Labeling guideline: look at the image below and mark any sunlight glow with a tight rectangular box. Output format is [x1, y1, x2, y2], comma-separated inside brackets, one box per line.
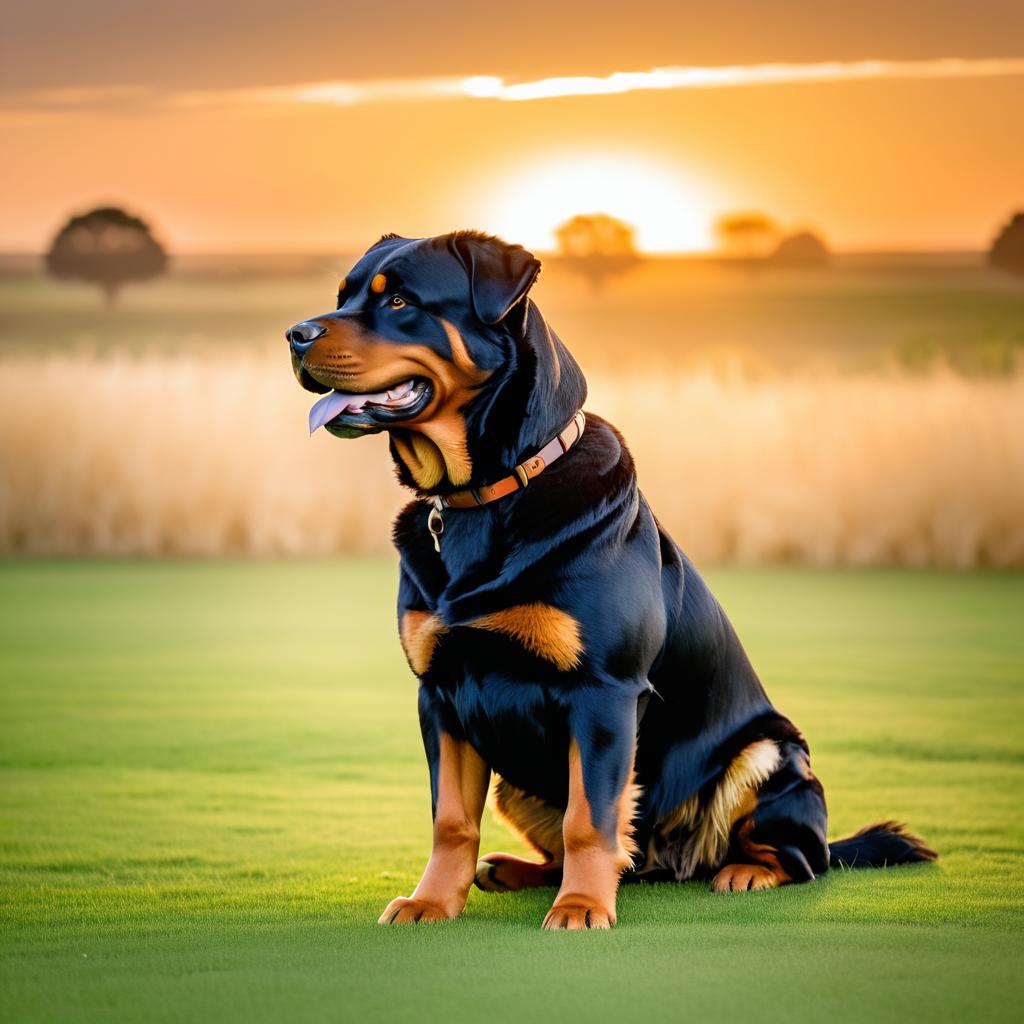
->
[482, 153, 718, 254]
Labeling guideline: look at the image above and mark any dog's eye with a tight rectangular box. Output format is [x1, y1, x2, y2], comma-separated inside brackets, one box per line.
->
[388, 295, 406, 309]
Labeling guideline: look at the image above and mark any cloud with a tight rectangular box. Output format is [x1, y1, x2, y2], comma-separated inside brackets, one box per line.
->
[477, 58, 1024, 101]
[5, 57, 1024, 116]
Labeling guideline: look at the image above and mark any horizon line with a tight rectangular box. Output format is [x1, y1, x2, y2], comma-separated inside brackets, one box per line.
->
[0, 245, 992, 259]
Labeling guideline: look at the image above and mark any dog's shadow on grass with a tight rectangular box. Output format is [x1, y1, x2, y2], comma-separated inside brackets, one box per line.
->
[459, 878, 810, 930]
[458, 863, 939, 930]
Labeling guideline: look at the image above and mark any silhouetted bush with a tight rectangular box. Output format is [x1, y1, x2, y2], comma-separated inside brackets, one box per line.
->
[771, 230, 830, 267]
[715, 212, 780, 259]
[555, 213, 641, 290]
[46, 206, 168, 306]
[989, 212, 1024, 277]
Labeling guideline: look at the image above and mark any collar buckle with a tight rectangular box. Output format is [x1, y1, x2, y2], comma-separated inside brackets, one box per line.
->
[427, 496, 445, 553]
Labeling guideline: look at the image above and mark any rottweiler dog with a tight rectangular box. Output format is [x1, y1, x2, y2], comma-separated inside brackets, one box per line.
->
[286, 231, 935, 930]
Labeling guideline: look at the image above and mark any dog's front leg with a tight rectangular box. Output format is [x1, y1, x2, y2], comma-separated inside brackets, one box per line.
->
[542, 699, 638, 931]
[378, 732, 489, 925]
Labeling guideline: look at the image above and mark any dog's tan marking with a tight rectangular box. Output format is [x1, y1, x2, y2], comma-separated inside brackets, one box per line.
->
[492, 777, 565, 861]
[474, 853, 562, 892]
[710, 815, 793, 893]
[541, 741, 633, 930]
[655, 738, 781, 878]
[379, 734, 489, 924]
[481, 766, 639, 897]
[399, 610, 447, 676]
[616, 770, 642, 867]
[476, 779, 565, 891]
[438, 318, 479, 377]
[402, 318, 482, 486]
[391, 426, 470, 489]
[337, 276, 347, 293]
[417, 419, 473, 487]
[370, 272, 387, 293]
[469, 604, 583, 672]
[390, 432, 444, 489]
[390, 432, 448, 490]
[712, 861, 784, 893]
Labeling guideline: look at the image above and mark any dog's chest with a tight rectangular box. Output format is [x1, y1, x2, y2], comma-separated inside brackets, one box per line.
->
[400, 513, 581, 794]
[426, 659, 572, 803]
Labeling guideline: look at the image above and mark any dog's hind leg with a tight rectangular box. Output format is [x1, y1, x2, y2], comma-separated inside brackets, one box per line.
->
[475, 779, 564, 892]
[475, 854, 562, 892]
[711, 738, 830, 893]
[711, 820, 793, 892]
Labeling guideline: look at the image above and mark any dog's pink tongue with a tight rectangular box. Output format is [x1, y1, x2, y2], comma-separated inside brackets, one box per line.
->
[309, 389, 386, 434]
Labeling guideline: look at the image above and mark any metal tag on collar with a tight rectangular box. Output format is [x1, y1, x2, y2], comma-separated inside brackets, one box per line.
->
[427, 497, 445, 553]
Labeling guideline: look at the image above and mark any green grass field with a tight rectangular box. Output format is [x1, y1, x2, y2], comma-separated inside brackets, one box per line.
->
[1, 561, 1022, 1023]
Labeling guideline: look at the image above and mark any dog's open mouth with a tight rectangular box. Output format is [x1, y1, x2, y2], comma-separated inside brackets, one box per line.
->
[308, 377, 433, 434]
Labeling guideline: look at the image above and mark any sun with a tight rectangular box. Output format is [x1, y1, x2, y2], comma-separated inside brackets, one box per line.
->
[481, 151, 717, 254]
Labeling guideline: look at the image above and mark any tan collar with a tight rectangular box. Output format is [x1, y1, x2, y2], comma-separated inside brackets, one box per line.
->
[426, 410, 586, 551]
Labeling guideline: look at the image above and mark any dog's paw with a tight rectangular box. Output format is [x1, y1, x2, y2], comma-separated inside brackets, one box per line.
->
[541, 900, 615, 931]
[377, 896, 458, 925]
[711, 863, 781, 893]
[475, 854, 561, 893]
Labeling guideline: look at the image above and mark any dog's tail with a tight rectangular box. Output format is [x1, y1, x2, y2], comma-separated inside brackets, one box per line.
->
[828, 820, 937, 869]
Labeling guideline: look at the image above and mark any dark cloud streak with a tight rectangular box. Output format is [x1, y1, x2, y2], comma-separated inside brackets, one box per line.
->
[3, 0, 1024, 91]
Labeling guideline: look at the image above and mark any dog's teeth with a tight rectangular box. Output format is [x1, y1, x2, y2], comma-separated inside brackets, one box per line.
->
[385, 381, 418, 405]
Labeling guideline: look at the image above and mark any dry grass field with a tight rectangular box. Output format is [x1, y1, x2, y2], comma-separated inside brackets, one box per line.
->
[1, 353, 1023, 565]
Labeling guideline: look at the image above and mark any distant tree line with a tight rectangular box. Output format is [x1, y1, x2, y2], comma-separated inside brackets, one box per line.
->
[40, 201, 1024, 310]
[551, 211, 834, 285]
[715, 213, 830, 266]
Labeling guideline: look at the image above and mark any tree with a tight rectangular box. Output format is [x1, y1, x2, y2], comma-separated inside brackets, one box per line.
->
[989, 212, 1024, 277]
[715, 212, 780, 260]
[771, 230, 830, 267]
[46, 206, 168, 306]
[554, 213, 641, 290]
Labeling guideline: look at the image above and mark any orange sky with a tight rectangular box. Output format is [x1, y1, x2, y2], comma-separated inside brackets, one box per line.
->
[2, 2, 1023, 253]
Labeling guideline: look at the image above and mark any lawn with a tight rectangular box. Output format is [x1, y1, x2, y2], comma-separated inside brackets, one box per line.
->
[1, 560, 1022, 1023]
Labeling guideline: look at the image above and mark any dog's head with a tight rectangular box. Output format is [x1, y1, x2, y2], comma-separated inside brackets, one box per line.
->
[286, 231, 586, 493]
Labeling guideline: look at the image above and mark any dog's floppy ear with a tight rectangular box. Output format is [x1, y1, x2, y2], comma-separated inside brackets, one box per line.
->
[451, 232, 541, 325]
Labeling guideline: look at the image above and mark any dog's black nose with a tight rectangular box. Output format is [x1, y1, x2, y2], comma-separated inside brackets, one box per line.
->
[286, 321, 327, 355]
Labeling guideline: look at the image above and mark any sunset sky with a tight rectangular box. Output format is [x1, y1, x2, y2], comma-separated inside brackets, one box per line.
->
[2, 1, 1023, 254]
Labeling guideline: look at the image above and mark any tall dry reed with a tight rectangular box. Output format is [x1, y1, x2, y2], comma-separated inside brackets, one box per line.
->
[1, 353, 1021, 565]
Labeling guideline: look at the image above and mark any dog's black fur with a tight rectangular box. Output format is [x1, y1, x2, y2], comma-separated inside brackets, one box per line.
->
[286, 231, 935, 926]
